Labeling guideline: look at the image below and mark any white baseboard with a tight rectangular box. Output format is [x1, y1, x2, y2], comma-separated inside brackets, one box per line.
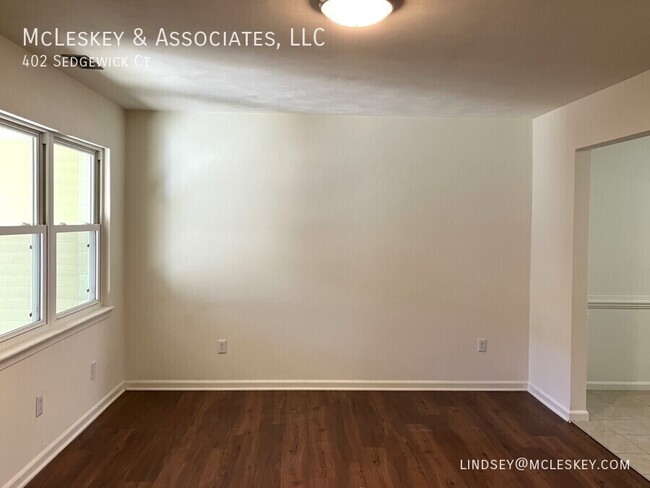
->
[3, 382, 125, 488]
[528, 383, 570, 420]
[125, 379, 528, 391]
[588, 381, 650, 391]
[527, 383, 589, 422]
[569, 410, 590, 422]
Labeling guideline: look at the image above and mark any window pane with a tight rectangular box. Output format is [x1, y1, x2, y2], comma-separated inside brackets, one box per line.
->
[0, 125, 36, 225]
[0, 234, 41, 335]
[54, 144, 93, 225]
[56, 231, 97, 314]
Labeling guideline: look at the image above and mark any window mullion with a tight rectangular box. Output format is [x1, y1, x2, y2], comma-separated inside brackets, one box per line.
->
[44, 132, 56, 327]
[35, 134, 46, 326]
[31, 233, 42, 323]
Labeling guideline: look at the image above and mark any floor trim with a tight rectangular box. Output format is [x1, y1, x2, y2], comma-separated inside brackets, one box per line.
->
[588, 381, 650, 391]
[527, 382, 588, 422]
[3, 382, 125, 488]
[569, 409, 590, 422]
[125, 379, 528, 391]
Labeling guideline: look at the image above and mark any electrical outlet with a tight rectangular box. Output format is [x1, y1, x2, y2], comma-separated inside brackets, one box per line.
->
[217, 339, 228, 354]
[90, 361, 97, 380]
[35, 394, 43, 418]
[478, 338, 487, 353]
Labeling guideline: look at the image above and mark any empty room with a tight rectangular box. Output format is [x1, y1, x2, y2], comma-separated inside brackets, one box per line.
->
[0, 1, 649, 487]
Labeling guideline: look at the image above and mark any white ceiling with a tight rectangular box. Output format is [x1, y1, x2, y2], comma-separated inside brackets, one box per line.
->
[0, 0, 649, 117]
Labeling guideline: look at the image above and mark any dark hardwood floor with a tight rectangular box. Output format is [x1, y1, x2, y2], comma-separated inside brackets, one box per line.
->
[28, 391, 649, 487]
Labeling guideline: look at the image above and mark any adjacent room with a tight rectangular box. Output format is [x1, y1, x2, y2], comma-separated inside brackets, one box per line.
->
[575, 135, 650, 470]
[0, 1, 649, 487]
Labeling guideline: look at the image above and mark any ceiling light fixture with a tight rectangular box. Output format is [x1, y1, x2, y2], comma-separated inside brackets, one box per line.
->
[319, 0, 395, 28]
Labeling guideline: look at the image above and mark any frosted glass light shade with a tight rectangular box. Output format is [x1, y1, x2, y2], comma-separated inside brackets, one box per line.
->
[320, 0, 394, 27]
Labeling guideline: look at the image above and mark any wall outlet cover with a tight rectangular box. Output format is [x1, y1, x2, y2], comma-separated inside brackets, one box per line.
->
[35, 394, 43, 418]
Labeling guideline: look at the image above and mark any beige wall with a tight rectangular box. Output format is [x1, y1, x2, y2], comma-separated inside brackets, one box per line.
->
[0, 35, 125, 487]
[587, 136, 650, 387]
[529, 70, 650, 420]
[125, 111, 532, 386]
[588, 309, 650, 386]
[588, 136, 650, 300]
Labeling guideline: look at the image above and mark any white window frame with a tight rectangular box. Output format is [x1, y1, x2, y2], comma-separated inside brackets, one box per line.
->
[0, 119, 46, 341]
[50, 136, 102, 320]
[0, 114, 103, 343]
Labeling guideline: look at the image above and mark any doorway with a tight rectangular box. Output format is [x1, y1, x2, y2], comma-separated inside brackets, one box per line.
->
[574, 134, 650, 478]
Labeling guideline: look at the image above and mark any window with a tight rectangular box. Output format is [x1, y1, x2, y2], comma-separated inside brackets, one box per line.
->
[0, 116, 102, 341]
[0, 123, 42, 338]
[53, 142, 99, 315]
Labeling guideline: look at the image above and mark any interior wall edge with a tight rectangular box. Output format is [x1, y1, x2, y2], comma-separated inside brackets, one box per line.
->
[528, 69, 650, 417]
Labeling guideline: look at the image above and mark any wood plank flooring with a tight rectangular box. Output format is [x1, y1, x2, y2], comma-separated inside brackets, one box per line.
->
[27, 391, 650, 487]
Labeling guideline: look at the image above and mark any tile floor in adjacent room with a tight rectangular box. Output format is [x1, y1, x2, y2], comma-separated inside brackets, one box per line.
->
[575, 390, 650, 481]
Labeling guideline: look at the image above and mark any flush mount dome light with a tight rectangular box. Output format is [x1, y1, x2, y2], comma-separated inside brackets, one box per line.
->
[319, 0, 395, 27]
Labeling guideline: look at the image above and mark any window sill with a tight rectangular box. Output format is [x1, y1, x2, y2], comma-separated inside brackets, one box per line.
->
[0, 305, 114, 371]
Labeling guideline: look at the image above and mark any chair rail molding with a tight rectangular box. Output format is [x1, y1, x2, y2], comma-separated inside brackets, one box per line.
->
[588, 295, 650, 310]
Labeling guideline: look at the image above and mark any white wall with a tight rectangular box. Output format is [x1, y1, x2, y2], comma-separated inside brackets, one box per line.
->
[0, 35, 125, 487]
[588, 309, 650, 387]
[529, 70, 650, 420]
[587, 136, 650, 387]
[588, 136, 650, 300]
[125, 111, 532, 387]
